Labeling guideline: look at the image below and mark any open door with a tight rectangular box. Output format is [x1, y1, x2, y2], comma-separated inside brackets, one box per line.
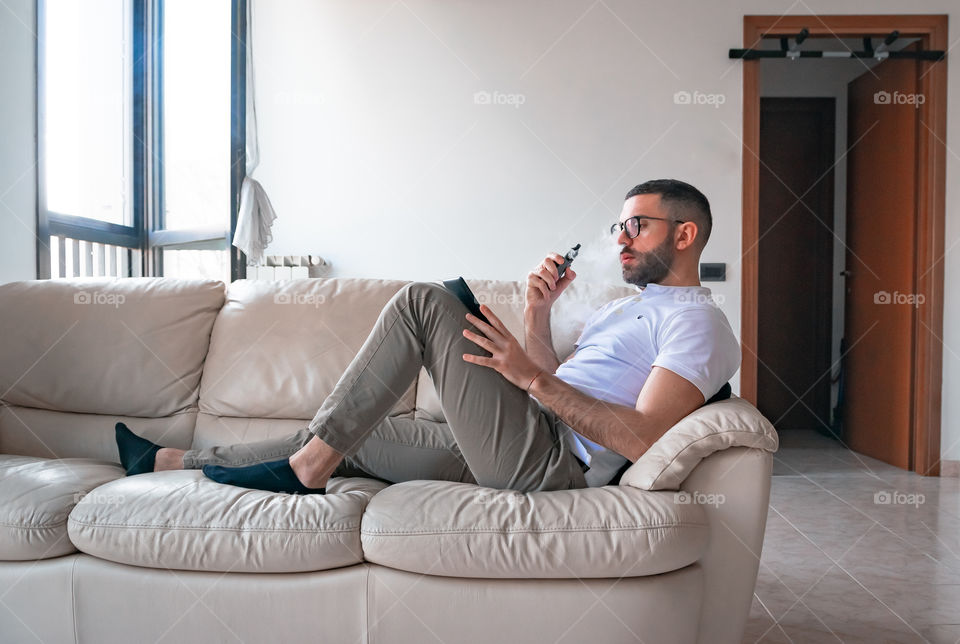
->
[842, 54, 919, 469]
[740, 15, 947, 475]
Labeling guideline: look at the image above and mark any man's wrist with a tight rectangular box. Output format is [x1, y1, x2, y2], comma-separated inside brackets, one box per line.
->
[524, 370, 545, 392]
[524, 305, 551, 324]
[527, 371, 554, 397]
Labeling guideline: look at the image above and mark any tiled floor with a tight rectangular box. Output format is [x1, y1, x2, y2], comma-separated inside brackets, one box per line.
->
[742, 430, 960, 643]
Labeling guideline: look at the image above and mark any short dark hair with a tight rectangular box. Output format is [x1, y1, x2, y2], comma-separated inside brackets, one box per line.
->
[625, 179, 712, 249]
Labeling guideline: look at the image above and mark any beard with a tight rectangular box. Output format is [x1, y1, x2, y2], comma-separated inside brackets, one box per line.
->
[621, 233, 676, 287]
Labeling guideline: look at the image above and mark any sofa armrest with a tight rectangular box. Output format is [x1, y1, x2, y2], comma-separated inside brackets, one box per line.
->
[681, 446, 773, 644]
[618, 395, 778, 491]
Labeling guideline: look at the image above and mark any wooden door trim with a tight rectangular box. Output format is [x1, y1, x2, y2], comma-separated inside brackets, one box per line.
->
[739, 14, 947, 475]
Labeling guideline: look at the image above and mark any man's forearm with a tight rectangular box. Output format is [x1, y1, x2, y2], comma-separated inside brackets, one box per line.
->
[523, 309, 561, 373]
[528, 373, 656, 463]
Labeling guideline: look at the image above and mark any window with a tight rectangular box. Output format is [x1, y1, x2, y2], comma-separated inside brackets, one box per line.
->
[154, 0, 233, 282]
[37, 0, 246, 282]
[44, 0, 133, 227]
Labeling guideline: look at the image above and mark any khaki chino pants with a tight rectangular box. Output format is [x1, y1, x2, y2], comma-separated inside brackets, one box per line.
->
[181, 282, 588, 492]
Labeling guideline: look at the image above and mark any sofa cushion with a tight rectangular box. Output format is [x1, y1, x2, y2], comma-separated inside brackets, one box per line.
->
[0, 455, 124, 560]
[67, 470, 389, 573]
[196, 278, 415, 423]
[360, 480, 708, 578]
[0, 278, 224, 417]
[619, 396, 779, 491]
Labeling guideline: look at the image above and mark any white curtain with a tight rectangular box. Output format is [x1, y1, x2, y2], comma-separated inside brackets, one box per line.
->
[232, 0, 277, 266]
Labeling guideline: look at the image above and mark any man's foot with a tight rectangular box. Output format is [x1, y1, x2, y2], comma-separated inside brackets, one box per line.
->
[202, 459, 327, 495]
[115, 422, 163, 476]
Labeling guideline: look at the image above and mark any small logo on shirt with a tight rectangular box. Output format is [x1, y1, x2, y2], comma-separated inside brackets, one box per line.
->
[636, 314, 644, 320]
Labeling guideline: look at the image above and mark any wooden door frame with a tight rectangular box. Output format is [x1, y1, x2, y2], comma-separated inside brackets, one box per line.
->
[739, 15, 947, 475]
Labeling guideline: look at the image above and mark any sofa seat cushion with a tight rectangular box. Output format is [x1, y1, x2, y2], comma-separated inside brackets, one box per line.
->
[0, 455, 124, 561]
[67, 470, 389, 573]
[360, 480, 709, 579]
[619, 396, 779, 491]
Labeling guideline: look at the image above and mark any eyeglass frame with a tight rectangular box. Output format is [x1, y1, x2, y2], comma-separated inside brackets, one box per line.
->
[609, 214, 687, 239]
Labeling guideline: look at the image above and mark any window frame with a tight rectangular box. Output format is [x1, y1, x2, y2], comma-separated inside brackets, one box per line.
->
[35, 0, 247, 281]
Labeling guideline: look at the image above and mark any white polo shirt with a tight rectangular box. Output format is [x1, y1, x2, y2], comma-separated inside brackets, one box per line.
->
[550, 283, 741, 486]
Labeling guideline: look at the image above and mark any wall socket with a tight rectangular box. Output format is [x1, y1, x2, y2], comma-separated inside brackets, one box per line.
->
[699, 263, 726, 282]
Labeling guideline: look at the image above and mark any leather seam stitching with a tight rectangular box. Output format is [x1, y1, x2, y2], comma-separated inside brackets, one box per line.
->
[360, 523, 709, 535]
[67, 520, 359, 533]
[70, 555, 79, 644]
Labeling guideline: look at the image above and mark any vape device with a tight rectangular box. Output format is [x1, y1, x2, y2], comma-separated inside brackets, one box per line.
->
[556, 243, 580, 279]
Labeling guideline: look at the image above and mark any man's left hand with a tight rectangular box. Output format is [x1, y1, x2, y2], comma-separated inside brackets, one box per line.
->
[462, 305, 542, 391]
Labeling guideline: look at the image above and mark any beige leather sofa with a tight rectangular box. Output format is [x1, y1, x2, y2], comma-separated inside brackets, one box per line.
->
[0, 277, 777, 644]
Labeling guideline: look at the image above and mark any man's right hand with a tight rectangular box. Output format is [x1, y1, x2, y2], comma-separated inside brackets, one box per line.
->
[525, 252, 577, 313]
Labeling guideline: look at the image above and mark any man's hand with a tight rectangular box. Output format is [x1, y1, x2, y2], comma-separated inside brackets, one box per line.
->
[525, 253, 577, 314]
[462, 305, 542, 390]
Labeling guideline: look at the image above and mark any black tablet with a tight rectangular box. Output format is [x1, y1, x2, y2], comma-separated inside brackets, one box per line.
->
[441, 277, 489, 325]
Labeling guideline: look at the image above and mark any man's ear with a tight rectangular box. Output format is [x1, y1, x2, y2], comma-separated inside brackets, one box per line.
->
[675, 221, 699, 251]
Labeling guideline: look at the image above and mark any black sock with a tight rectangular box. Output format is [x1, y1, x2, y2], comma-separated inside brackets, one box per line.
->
[115, 422, 162, 476]
[202, 459, 327, 495]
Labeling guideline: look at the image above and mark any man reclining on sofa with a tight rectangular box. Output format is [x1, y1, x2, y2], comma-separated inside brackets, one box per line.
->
[115, 178, 741, 495]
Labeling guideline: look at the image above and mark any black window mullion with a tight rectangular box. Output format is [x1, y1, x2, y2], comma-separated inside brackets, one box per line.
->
[132, 0, 148, 274]
[230, 0, 247, 282]
[35, 0, 49, 279]
[145, 0, 165, 277]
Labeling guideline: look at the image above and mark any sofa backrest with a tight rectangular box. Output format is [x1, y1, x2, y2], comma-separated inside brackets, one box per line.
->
[192, 278, 417, 450]
[0, 278, 225, 460]
[0, 276, 638, 460]
[193, 278, 636, 448]
[192, 277, 637, 447]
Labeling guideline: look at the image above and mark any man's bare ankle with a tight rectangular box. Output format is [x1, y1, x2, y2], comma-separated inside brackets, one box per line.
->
[289, 438, 342, 488]
[155, 448, 185, 472]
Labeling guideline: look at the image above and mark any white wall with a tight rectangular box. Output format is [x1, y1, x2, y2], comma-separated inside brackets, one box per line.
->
[0, 0, 36, 284]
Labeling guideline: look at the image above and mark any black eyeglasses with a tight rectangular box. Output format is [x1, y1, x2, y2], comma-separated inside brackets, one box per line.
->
[609, 215, 686, 239]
